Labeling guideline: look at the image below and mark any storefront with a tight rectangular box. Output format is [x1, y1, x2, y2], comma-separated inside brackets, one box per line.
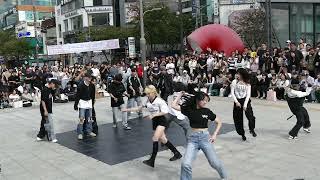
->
[260, 0, 320, 47]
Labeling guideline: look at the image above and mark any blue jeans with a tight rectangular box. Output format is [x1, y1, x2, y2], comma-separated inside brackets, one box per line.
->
[77, 108, 92, 135]
[127, 96, 143, 118]
[181, 131, 227, 180]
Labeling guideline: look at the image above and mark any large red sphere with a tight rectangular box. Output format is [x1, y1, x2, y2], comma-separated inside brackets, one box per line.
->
[187, 24, 244, 57]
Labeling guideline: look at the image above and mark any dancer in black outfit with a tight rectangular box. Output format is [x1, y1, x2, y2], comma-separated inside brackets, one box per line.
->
[123, 85, 182, 168]
[286, 79, 312, 140]
[231, 68, 257, 141]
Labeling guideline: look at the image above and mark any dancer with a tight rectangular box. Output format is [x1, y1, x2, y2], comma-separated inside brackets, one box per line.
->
[74, 73, 97, 140]
[122, 85, 182, 168]
[167, 82, 191, 140]
[83, 76, 98, 134]
[171, 91, 227, 180]
[109, 74, 131, 130]
[36, 79, 60, 142]
[126, 69, 143, 119]
[286, 79, 312, 140]
[231, 68, 257, 141]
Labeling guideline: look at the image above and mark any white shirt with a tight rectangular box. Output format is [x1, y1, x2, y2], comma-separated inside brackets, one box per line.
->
[91, 68, 100, 77]
[207, 57, 214, 70]
[166, 63, 175, 75]
[287, 87, 312, 98]
[78, 99, 93, 109]
[167, 92, 186, 120]
[231, 79, 251, 107]
[145, 97, 169, 114]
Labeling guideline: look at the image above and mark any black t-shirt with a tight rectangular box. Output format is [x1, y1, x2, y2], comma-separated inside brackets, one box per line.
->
[40, 86, 53, 115]
[109, 81, 126, 107]
[181, 107, 216, 128]
[127, 76, 142, 97]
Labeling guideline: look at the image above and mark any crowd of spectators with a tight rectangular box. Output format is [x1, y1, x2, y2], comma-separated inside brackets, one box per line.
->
[1, 38, 320, 109]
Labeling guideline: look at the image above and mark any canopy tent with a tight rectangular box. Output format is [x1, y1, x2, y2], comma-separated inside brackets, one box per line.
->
[47, 39, 120, 55]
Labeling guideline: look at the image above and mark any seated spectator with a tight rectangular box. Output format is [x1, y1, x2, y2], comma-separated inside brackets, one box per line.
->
[0, 91, 9, 109]
[173, 72, 182, 83]
[275, 73, 289, 100]
[21, 89, 34, 102]
[269, 74, 278, 90]
[256, 73, 270, 99]
[205, 73, 215, 95]
[9, 89, 21, 102]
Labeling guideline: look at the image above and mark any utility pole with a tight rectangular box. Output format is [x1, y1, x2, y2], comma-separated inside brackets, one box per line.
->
[139, 0, 147, 87]
[266, 0, 272, 49]
[179, 0, 183, 55]
[32, 0, 39, 66]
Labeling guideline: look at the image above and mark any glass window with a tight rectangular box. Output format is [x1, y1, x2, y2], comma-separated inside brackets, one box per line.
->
[71, 15, 83, 30]
[91, 13, 110, 26]
[290, 3, 314, 45]
[315, 5, 320, 44]
[271, 3, 289, 48]
[64, 19, 68, 32]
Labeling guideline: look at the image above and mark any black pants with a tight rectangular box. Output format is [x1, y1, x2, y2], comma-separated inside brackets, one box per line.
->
[275, 88, 285, 100]
[37, 115, 47, 139]
[233, 98, 256, 136]
[289, 107, 311, 137]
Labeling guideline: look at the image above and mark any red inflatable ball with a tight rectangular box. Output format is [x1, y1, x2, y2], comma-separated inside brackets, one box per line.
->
[187, 24, 244, 57]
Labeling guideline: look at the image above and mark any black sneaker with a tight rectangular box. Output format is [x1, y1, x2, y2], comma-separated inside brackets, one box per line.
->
[169, 153, 182, 161]
[143, 159, 155, 168]
[242, 135, 247, 141]
[250, 130, 257, 137]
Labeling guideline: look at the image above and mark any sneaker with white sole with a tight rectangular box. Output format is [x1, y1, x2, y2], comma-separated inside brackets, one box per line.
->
[303, 128, 311, 133]
[36, 137, 44, 141]
[51, 139, 58, 143]
[288, 135, 298, 140]
[123, 126, 132, 130]
[78, 134, 83, 140]
[89, 132, 97, 137]
[112, 124, 117, 128]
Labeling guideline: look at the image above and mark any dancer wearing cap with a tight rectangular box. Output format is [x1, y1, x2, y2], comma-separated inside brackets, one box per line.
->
[36, 79, 60, 143]
[286, 79, 312, 140]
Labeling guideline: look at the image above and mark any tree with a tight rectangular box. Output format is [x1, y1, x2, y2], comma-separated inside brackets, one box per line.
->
[231, 8, 268, 50]
[0, 31, 32, 66]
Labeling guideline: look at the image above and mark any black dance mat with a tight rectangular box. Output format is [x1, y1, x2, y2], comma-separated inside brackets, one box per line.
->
[57, 118, 235, 165]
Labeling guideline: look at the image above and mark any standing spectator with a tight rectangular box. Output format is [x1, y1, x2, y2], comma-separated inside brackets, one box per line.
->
[314, 50, 320, 76]
[306, 48, 316, 77]
[288, 42, 304, 71]
[188, 57, 197, 75]
[158, 66, 173, 102]
[228, 57, 236, 78]
[166, 59, 175, 76]
[257, 43, 267, 70]
[206, 54, 214, 73]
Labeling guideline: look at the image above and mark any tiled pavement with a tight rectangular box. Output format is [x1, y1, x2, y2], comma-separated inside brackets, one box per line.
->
[0, 97, 320, 180]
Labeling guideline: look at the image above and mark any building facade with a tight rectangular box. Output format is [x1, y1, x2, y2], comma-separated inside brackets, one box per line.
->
[55, 0, 114, 44]
[264, 0, 320, 47]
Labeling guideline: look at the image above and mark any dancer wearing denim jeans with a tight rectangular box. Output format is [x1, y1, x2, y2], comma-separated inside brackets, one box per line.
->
[109, 74, 131, 130]
[172, 91, 227, 180]
[126, 69, 143, 119]
[74, 73, 96, 140]
[37, 79, 60, 143]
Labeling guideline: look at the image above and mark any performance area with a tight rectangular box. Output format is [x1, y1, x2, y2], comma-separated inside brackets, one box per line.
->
[0, 97, 319, 180]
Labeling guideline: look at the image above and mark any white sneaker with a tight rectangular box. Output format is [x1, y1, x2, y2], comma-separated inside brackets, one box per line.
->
[89, 132, 97, 137]
[123, 126, 132, 130]
[78, 134, 83, 140]
[51, 139, 58, 143]
[36, 137, 43, 141]
[303, 128, 311, 133]
[288, 135, 298, 140]
[112, 124, 117, 128]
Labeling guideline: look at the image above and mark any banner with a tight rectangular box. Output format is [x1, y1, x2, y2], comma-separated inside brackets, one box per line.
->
[47, 39, 120, 55]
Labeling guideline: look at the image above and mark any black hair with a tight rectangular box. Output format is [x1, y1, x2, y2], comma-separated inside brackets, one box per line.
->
[173, 82, 187, 92]
[49, 79, 61, 86]
[113, 74, 123, 82]
[181, 91, 210, 111]
[237, 68, 250, 84]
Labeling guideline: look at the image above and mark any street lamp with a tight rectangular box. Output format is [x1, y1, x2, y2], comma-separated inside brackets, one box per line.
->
[139, 0, 162, 87]
[193, 4, 210, 28]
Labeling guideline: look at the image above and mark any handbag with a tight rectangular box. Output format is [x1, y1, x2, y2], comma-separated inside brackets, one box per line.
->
[267, 90, 277, 102]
